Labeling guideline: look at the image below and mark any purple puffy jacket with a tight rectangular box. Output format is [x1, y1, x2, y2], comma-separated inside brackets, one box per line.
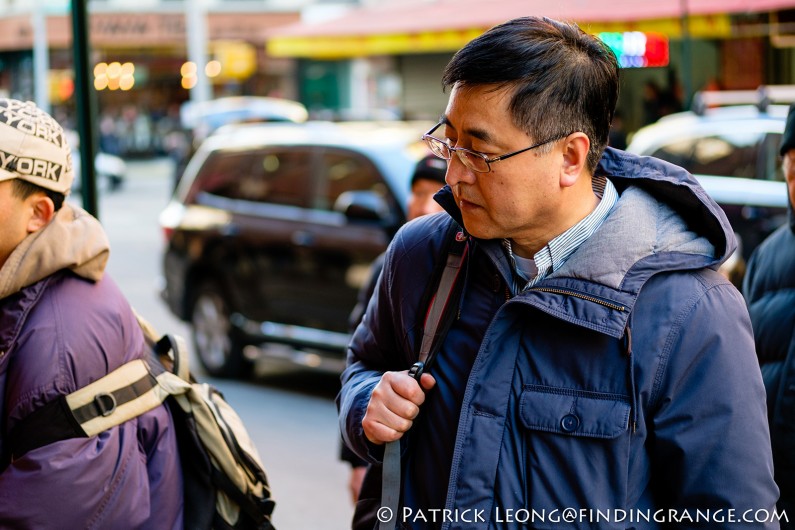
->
[0, 270, 183, 529]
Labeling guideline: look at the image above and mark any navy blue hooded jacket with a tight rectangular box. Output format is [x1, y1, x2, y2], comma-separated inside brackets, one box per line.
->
[743, 199, 795, 528]
[339, 148, 779, 529]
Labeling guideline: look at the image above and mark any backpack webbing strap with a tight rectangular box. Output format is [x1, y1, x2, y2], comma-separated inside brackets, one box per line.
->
[379, 221, 469, 530]
[412, 236, 469, 378]
[8, 359, 162, 460]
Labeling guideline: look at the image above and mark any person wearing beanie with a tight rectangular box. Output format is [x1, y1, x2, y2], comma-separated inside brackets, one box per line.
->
[407, 153, 448, 220]
[341, 151, 447, 504]
[0, 100, 183, 528]
[742, 103, 795, 529]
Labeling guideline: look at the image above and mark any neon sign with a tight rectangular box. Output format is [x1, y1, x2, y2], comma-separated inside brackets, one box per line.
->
[599, 32, 669, 68]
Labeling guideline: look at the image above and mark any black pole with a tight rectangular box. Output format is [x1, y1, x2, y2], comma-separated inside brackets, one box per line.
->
[71, 0, 98, 218]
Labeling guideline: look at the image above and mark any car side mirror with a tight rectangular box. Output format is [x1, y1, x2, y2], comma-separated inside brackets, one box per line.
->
[334, 190, 394, 223]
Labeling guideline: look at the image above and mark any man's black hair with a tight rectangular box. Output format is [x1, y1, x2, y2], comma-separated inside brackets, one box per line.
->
[11, 179, 66, 211]
[442, 17, 620, 172]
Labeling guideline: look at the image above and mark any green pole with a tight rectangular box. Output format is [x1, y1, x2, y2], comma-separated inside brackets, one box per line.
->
[680, 0, 693, 109]
[71, 0, 98, 218]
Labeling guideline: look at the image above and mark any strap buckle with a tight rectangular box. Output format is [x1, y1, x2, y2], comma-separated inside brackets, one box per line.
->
[93, 392, 117, 417]
[408, 361, 425, 382]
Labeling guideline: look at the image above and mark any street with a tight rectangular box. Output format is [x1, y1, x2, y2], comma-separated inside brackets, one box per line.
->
[70, 158, 355, 530]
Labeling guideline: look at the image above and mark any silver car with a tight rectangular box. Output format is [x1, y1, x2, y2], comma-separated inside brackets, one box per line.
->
[626, 101, 789, 274]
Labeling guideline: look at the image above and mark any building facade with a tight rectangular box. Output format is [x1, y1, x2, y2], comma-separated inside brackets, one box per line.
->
[267, 0, 795, 132]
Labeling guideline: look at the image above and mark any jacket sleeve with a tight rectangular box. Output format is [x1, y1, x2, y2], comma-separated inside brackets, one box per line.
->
[337, 237, 405, 462]
[649, 279, 780, 525]
[338, 213, 454, 464]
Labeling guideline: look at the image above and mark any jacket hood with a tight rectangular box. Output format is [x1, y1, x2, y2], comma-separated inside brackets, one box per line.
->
[0, 203, 109, 299]
[434, 147, 735, 332]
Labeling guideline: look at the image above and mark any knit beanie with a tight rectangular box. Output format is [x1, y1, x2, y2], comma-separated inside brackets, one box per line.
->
[411, 154, 447, 186]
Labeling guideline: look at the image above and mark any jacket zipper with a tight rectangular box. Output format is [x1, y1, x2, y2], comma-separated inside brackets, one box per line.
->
[530, 287, 626, 312]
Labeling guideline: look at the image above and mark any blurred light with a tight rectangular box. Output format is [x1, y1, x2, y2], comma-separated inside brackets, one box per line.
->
[182, 76, 197, 89]
[107, 61, 122, 79]
[598, 31, 668, 69]
[94, 60, 138, 91]
[181, 61, 197, 77]
[58, 77, 74, 100]
[49, 70, 75, 102]
[205, 60, 222, 78]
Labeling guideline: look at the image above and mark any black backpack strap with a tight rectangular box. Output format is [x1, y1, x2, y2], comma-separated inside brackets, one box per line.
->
[7, 359, 160, 461]
[380, 219, 469, 530]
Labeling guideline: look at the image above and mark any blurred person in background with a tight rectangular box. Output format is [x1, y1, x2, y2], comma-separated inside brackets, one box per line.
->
[0, 99, 182, 528]
[341, 153, 447, 503]
[742, 103, 795, 529]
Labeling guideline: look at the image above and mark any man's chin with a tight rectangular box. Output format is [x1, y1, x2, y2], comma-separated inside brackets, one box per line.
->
[460, 218, 498, 241]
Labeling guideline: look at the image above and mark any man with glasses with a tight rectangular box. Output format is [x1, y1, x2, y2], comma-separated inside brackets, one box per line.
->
[339, 17, 778, 530]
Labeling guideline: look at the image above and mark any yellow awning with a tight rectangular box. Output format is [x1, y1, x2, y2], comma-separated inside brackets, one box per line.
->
[268, 15, 732, 59]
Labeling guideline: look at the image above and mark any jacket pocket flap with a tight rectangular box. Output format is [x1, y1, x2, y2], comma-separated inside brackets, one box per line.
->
[520, 385, 630, 439]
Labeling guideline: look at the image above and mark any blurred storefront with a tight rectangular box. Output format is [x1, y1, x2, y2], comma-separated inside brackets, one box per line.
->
[267, 0, 795, 132]
[0, 7, 299, 156]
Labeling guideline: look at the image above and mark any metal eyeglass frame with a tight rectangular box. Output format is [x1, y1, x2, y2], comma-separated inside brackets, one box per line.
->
[421, 122, 570, 173]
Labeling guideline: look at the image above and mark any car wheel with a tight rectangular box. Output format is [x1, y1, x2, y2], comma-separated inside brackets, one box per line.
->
[190, 282, 250, 379]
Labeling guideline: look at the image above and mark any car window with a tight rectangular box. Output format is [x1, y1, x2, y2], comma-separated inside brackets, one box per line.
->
[650, 131, 767, 180]
[314, 149, 398, 212]
[191, 148, 313, 207]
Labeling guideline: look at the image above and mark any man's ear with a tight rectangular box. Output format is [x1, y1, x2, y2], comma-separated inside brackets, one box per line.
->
[26, 194, 56, 233]
[559, 132, 590, 188]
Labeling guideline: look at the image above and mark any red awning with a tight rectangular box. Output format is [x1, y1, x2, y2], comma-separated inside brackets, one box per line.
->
[269, 0, 795, 38]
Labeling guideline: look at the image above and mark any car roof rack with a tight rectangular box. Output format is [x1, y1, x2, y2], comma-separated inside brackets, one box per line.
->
[691, 85, 795, 116]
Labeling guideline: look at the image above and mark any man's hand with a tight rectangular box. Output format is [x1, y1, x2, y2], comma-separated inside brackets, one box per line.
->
[362, 370, 436, 444]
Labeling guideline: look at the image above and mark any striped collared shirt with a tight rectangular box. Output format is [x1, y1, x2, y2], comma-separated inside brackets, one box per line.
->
[504, 176, 617, 292]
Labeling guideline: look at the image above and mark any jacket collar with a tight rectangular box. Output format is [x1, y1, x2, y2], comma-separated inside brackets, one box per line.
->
[0, 277, 50, 355]
[0, 204, 109, 300]
[433, 147, 733, 337]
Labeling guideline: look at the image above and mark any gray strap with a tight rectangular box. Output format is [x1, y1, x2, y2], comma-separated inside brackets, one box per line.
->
[419, 251, 466, 363]
[380, 440, 402, 530]
[379, 240, 467, 529]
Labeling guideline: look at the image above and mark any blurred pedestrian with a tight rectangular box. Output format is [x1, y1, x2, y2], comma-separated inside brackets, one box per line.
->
[641, 79, 663, 125]
[608, 109, 627, 150]
[342, 152, 447, 503]
[339, 16, 778, 530]
[0, 99, 183, 528]
[742, 103, 795, 529]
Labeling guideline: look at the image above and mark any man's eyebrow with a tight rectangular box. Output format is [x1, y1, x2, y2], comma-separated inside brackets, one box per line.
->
[440, 115, 496, 144]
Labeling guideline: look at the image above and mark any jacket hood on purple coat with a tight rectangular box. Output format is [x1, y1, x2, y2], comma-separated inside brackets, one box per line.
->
[0, 203, 109, 300]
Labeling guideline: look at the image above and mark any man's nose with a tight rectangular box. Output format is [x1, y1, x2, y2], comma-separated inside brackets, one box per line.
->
[444, 153, 475, 187]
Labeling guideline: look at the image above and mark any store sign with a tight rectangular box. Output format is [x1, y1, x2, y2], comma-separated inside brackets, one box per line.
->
[599, 32, 669, 68]
[212, 41, 256, 81]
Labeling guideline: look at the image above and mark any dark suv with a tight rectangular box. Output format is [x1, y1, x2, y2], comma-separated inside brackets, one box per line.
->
[159, 120, 432, 378]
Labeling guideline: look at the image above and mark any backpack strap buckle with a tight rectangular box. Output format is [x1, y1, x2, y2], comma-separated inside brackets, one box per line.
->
[408, 361, 425, 382]
[93, 392, 117, 417]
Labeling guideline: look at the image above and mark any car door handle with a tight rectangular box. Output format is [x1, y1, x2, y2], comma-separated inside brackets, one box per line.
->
[292, 230, 314, 246]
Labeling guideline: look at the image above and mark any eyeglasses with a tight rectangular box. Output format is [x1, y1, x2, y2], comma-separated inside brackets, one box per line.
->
[422, 122, 569, 173]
